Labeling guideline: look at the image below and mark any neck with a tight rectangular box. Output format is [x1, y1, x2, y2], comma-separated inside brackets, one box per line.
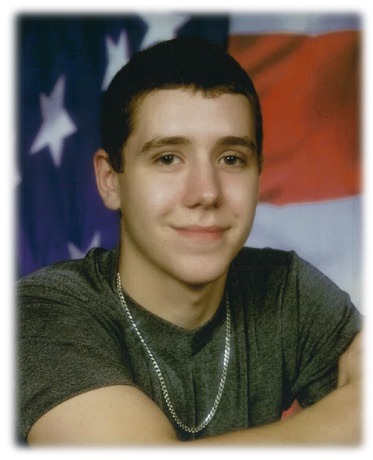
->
[118, 248, 228, 331]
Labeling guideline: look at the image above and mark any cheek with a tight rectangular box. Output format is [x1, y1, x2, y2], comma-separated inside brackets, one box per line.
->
[224, 175, 259, 213]
[123, 176, 179, 219]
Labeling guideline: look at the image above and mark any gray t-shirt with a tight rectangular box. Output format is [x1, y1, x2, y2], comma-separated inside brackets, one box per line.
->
[17, 247, 361, 443]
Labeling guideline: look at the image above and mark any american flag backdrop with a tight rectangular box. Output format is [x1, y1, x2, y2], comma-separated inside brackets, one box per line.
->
[16, 13, 362, 310]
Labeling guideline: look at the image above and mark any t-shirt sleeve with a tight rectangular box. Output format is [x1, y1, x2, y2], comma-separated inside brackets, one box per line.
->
[17, 268, 135, 444]
[282, 252, 362, 408]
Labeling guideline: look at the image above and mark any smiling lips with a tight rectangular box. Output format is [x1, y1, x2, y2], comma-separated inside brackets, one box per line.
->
[174, 225, 228, 242]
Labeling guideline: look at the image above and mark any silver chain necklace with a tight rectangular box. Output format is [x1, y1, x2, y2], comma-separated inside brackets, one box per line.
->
[116, 273, 231, 434]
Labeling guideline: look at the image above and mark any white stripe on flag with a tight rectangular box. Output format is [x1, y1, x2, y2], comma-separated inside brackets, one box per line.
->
[246, 196, 362, 311]
[229, 13, 361, 35]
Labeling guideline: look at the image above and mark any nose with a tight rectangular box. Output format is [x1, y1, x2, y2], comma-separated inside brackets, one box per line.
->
[182, 158, 222, 209]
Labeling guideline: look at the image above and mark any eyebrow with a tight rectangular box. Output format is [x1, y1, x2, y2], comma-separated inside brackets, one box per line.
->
[216, 136, 257, 153]
[139, 135, 257, 154]
[140, 136, 191, 154]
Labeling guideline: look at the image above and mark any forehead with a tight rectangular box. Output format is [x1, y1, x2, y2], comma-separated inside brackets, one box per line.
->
[130, 88, 256, 141]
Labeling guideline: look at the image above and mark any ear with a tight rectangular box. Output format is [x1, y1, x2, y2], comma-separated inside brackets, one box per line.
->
[93, 149, 121, 210]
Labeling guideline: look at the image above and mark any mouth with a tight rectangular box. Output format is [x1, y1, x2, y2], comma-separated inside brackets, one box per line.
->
[173, 225, 228, 242]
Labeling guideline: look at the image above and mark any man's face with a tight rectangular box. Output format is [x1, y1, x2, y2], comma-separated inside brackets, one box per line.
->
[116, 88, 259, 286]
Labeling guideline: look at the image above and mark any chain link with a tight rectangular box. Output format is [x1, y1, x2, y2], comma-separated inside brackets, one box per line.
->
[116, 273, 231, 434]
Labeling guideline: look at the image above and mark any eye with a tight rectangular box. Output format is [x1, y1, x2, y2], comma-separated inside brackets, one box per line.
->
[220, 154, 245, 166]
[156, 154, 181, 166]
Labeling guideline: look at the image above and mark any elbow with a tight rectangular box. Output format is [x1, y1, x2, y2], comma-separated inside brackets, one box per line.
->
[343, 380, 363, 444]
[323, 379, 363, 444]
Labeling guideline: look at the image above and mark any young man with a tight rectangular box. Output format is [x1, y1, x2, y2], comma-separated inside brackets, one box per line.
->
[18, 37, 362, 445]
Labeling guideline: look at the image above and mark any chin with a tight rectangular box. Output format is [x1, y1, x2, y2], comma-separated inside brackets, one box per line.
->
[171, 255, 233, 287]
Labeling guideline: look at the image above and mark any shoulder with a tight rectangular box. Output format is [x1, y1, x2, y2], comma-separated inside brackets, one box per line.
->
[229, 247, 298, 290]
[17, 247, 119, 319]
[227, 247, 300, 322]
[231, 246, 337, 289]
[229, 246, 360, 319]
[17, 247, 117, 297]
[232, 246, 295, 269]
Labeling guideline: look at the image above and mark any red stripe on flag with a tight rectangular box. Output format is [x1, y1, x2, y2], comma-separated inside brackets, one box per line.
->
[228, 32, 361, 205]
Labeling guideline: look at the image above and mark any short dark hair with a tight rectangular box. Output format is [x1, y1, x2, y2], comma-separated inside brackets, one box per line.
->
[101, 36, 263, 172]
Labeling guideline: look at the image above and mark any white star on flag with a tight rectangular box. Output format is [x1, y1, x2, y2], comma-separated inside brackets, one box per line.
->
[102, 30, 130, 91]
[140, 14, 189, 49]
[30, 75, 77, 167]
[67, 231, 101, 260]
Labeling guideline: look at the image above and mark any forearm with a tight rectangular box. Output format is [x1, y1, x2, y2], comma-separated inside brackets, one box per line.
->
[28, 334, 362, 446]
[28, 381, 361, 446]
[190, 332, 363, 446]
[190, 381, 361, 446]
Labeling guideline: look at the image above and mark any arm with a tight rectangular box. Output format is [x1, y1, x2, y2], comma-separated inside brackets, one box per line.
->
[195, 331, 362, 445]
[28, 332, 362, 446]
[28, 385, 179, 445]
